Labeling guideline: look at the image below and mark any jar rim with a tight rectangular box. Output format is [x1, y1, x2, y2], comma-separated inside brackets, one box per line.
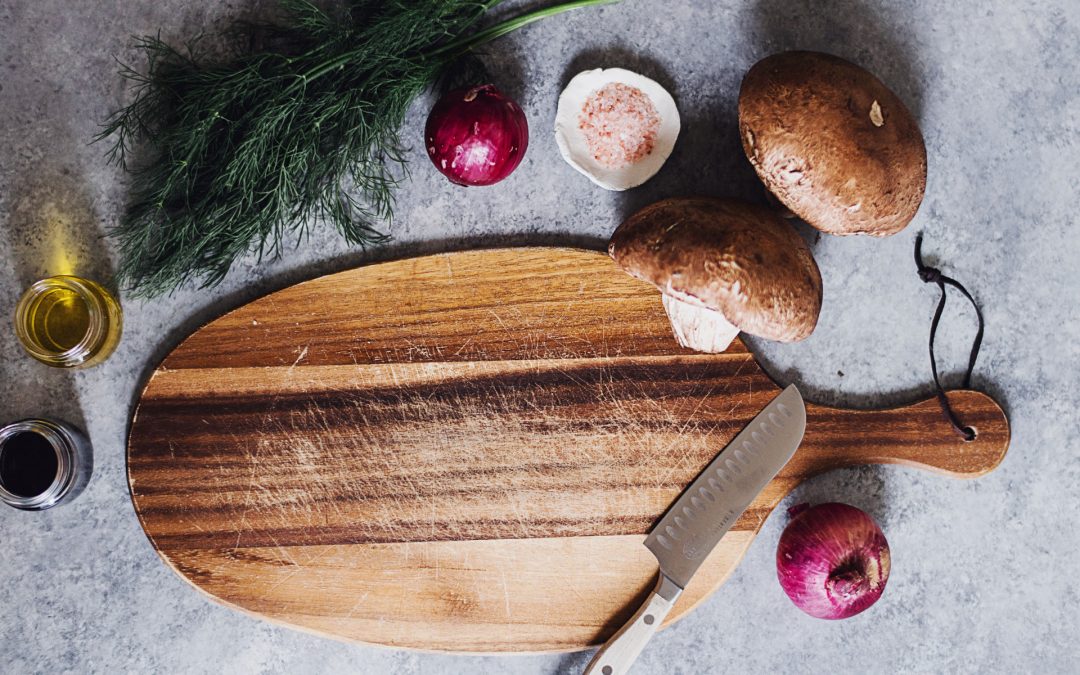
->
[14, 276, 112, 367]
[0, 419, 77, 510]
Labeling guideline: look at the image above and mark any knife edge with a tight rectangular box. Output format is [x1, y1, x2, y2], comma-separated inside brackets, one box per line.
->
[643, 384, 806, 589]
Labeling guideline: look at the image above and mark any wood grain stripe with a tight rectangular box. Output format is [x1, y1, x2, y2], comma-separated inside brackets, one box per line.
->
[162, 532, 757, 653]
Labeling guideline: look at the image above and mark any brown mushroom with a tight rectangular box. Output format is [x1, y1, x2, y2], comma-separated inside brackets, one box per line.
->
[739, 51, 927, 237]
[610, 197, 823, 353]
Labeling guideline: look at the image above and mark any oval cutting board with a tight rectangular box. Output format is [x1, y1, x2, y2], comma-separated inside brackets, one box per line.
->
[127, 248, 1009, 653]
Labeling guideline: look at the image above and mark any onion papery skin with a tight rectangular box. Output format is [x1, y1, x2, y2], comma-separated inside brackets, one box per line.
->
[425, 84, 529, 187]
[776, 503, 891, 620]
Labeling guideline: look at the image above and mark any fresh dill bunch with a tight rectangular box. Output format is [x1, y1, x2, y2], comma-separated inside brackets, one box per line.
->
[97, 0, 619, 297]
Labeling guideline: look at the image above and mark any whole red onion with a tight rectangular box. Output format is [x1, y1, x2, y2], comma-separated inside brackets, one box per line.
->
[424, 84, 529, 186]
[776, 503, 891, 619]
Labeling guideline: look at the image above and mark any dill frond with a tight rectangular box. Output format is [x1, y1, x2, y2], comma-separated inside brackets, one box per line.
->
[97, 0, 619, 296]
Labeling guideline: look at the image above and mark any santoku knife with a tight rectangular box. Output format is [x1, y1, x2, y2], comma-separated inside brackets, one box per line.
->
[584, 384, 806, 675]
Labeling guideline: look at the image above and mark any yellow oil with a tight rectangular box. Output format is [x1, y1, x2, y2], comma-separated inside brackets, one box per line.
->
[26, 287, 91, 352]
[15, 276, 122, 368]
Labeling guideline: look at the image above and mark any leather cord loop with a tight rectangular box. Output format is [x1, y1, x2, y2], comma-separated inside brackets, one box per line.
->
[914, 234, 985, 441]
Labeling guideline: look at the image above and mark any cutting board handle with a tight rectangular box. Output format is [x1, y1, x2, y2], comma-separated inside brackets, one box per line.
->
[799, 389, 1010, 479]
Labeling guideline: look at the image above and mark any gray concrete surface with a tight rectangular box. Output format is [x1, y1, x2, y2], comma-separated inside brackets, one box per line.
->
[2, 0, 1078, 672]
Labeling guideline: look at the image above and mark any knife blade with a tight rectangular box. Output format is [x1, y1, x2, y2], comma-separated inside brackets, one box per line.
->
[584, 384, 806, 675]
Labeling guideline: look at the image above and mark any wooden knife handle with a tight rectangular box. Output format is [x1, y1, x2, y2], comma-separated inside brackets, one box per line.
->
[584, 574, 682, 675]
[795, 390, 1010, 479]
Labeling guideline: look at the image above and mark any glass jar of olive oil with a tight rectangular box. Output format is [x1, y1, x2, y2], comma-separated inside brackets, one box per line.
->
[14, 275, 122, 368]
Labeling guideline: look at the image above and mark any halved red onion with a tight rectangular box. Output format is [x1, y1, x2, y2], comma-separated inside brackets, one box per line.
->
[776, 502, 891, 619]
[424, 84, 529, 187]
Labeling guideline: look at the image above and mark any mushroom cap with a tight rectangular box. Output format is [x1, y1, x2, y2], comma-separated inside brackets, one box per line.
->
[609, 197, 823, 342]
[738, 51, 927, 237]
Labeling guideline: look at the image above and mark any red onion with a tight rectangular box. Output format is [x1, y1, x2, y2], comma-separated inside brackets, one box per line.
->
[776, 503, 890, 619]
[424, 84, 529, 186]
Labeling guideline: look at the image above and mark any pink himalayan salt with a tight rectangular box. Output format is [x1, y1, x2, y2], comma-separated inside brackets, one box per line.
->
[578, 82, 661, 169]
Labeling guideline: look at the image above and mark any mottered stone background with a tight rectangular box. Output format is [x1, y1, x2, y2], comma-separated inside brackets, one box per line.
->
[1, 0, 1077, 672]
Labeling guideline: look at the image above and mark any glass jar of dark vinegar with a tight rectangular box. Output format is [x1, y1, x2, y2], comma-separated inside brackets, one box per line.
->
[0, 419, 92, 510]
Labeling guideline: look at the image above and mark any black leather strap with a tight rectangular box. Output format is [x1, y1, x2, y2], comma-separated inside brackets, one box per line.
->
[914, 234, 985, 441]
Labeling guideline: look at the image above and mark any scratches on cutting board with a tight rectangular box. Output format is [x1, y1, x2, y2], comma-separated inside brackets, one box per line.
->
[343, 591, 372, 620]
[233, 433, 267, 550]
[125, 250, 797, 650]
[289, 345, 310, 371]
[499, 569, 512, 619]
[130, 251, 772, 552]
[135, 354, 764, 551]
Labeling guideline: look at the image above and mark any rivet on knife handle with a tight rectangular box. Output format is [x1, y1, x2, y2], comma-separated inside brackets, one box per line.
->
[584, 385, 806, 674]
[583, 575, 681, 675]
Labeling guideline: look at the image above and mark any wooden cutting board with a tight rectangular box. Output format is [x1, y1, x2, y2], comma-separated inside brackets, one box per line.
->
[127, 248, 1009, 653]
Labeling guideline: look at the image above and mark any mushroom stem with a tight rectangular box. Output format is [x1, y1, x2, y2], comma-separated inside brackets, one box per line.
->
[661, 295, 740, 353]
